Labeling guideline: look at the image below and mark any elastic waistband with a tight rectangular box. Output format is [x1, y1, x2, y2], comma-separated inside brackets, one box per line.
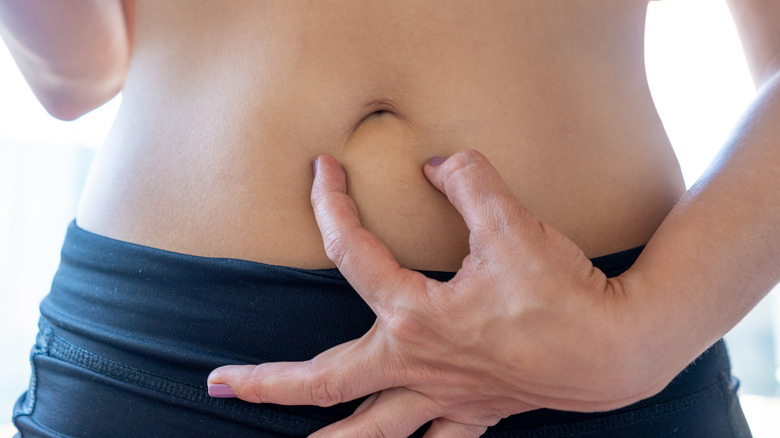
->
[39, 222, 730, 429]
[42, 222, 645, 384]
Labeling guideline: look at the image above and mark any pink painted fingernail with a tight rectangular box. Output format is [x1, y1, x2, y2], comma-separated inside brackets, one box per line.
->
[428, 156, 446, 167]
[208, 384, 237, 398]
[312, 159, 319, 178]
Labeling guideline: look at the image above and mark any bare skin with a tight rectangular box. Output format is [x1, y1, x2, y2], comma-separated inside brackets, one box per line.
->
[204, 1, 780, 435]
[4, 0, 779, 437]
[69, 0, 683, 271]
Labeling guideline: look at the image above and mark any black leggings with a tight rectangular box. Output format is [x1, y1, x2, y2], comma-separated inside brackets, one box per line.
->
[13, 222, 752, 437]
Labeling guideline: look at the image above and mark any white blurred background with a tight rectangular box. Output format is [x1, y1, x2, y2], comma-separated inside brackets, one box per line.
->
[1, 0, 778, 436]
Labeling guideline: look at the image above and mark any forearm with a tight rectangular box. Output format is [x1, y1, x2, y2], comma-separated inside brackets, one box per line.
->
[0, 0, 132, 120]
[622, 71, 780, 381]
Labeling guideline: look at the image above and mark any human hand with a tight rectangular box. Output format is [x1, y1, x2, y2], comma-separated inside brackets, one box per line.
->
[208, 150, 671, 437]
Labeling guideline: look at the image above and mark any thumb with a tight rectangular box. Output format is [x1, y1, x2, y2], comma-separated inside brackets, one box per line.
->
[423, 150, 539, 249]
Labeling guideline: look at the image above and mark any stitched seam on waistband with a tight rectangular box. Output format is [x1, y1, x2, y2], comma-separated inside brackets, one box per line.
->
[48, 336, 196, 390]
[45, 334, 329, 432]
[12, 328, 54, 422]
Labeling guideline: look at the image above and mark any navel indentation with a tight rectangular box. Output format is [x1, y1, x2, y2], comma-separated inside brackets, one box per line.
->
[360, 99, 399, 122]
[343, 99, 405, 148]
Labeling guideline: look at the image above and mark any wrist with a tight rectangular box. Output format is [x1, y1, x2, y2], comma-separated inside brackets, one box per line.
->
[606, 270, 695, 401]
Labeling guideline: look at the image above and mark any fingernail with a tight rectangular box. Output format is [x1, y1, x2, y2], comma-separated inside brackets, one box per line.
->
[312, 159, 319, 178]
[208, 384, 237, 398]
[427, 156, 446, 167]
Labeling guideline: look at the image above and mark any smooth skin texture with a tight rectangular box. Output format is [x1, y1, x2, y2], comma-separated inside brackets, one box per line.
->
[1, 0, 778, 436]
[209, 1, 780, 437]
[6, 0, 686, 271]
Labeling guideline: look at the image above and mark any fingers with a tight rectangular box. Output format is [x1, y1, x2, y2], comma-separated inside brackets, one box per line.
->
[208, 326, 398, 406]
[310, 389, 493, 438]
[310, 388, 440, 438]
[424, 418, 488, 438]
[423, 150, 536, 245]
[352, 392, 380, 416]
[312, 155, 424, 313]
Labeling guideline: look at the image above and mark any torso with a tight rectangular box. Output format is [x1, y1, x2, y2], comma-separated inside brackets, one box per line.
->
[76, 0, 684, 271]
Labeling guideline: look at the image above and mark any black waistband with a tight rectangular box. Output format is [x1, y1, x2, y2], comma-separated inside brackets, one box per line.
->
[43, 223, 644, 363]
[40, 222, 727, 429]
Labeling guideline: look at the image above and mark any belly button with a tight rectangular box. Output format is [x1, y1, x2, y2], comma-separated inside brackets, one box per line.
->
[353, 105, 398, 130]
[344, 103, 404, 148]
[365, 100, 398, 117]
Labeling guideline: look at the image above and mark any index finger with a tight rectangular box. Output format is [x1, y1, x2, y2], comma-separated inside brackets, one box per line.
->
[311, 155, 426, 314]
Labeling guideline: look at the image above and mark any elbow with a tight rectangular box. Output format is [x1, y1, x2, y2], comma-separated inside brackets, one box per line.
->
[748, 54, 780, 91]
[28, 48, 129, 121]
[35, 76, 123, 121]
[41, 98, 104, 122]
[755, 69, 780, 94]
[40, 99, 91, 122]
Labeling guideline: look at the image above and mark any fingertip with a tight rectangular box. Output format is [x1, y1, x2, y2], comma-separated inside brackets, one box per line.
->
[313, 154, 342, 171]
[423, 156, 448, 180]
[207, 367, 225, 386]
[207, 364, 267, 403]
[423, 157, 447, 194]
[208, 383, 238, 398]
[207, 366, 243, 398]
[427, 156, 447, 167]
[207, 364, 239, 383]
[311, 154, 348, 195]
[207, 364, 256, 391]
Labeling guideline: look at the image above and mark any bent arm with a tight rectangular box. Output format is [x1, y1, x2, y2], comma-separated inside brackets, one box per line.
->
[620, 0, 780, 386]
[727, 0, 780, 87]
[0, 0, 134, 120]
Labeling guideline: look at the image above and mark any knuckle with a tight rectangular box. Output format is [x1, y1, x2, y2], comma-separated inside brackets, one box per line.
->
[310, 181, 336, 213]
[384, 307, 421, 345]
[310, 191, 333, 224]
[452, 148, 486, 166]
[444, 150, 483, 178]
[441, 150, 489, 195]
[307, 370, 345, 407]
[310, 188, 324, 210]
[248, 364, 269, 403]
[321, 225, 348, 266]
